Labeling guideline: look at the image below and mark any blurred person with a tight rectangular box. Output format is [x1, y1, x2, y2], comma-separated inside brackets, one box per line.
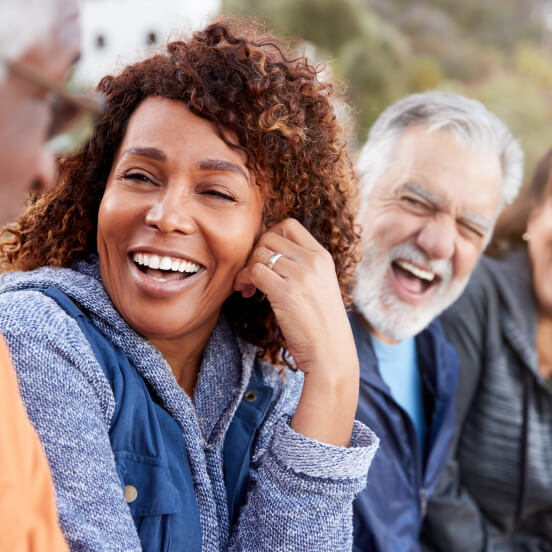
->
[0, 0, 86, 550]
[421, 148, 552, 550]
[350, 91, 524, 552]
[0, 21, 378, 552]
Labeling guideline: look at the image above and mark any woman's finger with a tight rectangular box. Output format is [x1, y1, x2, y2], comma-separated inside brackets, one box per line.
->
[234, 260, 288, 300]
[263, 218, 324, 252]
[256, 232, 316, 266]
[246, 245, 293, 274]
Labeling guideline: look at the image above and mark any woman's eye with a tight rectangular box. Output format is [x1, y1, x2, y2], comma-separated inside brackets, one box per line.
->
[204, 189, 236, 202]
[123, 172, 156, 185]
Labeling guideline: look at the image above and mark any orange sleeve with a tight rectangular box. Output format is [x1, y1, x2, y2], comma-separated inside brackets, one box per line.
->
[0, 337, 69, 551]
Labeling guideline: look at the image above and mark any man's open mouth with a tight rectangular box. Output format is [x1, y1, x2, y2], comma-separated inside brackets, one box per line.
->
[132, 252, 202, 282]
[391, 258, 439, 294]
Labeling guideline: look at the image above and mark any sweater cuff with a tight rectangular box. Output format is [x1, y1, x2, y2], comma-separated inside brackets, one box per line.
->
[270, 417, 379, 480]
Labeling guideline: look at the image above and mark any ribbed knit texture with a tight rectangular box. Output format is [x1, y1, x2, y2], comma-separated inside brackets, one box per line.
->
[0, 258, 378, 552]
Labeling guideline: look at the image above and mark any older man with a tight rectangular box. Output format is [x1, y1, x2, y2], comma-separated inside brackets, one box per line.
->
[350, 91, 523, 551]
[0, 1, 99, 549]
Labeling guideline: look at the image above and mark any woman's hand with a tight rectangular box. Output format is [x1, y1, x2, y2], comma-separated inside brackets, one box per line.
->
[234, 218, 359, 447]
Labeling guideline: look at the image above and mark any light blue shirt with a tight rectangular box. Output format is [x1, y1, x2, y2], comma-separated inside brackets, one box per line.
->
[371, 334, 426, 454]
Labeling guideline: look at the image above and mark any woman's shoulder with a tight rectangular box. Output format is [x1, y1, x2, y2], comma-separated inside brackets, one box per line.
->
[0, 287, 70, 337]
[0, 261, 105, 331]
[0, 269, 115, 424]
[0, 269, 79, 335]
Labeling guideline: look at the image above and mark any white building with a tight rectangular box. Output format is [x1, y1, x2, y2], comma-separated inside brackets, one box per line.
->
[74, 0, 221, 85]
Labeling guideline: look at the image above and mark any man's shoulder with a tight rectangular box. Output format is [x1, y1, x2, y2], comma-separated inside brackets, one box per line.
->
[416, 318, 458, 387]
[415, 318, 452, 358]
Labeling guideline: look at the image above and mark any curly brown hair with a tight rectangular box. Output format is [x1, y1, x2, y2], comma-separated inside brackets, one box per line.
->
[0, 19, 360, 366]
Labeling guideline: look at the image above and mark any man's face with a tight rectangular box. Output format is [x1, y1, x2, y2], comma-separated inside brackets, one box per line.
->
[354, 125, 502, 342]
[0, 0, 80, 225]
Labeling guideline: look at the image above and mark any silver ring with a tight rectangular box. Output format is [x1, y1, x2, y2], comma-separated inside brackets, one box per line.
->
[266, 253, 283, 271]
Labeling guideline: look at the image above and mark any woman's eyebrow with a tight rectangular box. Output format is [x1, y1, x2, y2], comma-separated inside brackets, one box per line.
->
[121, 147, 167, 161]
[197, 159, 249, 183]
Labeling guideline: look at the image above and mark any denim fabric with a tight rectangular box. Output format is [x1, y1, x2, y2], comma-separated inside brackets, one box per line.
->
[350, 313, 457, 552]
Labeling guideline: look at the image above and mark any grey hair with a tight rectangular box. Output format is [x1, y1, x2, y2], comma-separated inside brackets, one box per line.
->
[0, 0, 54, 82]
[356, 91, 524, 211]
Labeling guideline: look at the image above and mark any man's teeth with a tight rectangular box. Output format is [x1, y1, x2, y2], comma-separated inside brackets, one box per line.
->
[133, 252, 201, 274]
[395, 259, 435, 282]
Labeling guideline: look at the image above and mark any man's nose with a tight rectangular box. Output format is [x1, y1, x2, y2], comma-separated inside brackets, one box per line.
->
[31, 148, 57, 194]
[416, 215, 456, 260]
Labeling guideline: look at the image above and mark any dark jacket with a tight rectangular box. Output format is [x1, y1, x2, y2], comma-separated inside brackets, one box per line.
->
[421, 249, 552, 551]
[350, 313, 458, 552]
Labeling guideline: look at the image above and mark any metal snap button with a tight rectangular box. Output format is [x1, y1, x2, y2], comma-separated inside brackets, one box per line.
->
[124, 484, 138, 504]
[243, 390, 257, 402]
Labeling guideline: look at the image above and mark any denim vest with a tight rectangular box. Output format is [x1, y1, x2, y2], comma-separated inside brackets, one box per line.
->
[41, 287, 273, 552]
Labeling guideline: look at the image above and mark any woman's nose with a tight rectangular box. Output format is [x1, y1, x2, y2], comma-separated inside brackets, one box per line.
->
[144, 187, 196, 235]
[416, 216, 456, 260]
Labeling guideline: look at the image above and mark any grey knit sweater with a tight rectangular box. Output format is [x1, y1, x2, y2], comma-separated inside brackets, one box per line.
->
[0, 258, 378, 552]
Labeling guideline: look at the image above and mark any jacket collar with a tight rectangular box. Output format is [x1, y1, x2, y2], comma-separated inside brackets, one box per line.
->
[484, 248, 539, 374]
[348, 310, 455, 399]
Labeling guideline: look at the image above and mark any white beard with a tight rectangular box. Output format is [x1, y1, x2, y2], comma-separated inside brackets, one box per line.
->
[352, 239, 469, 341]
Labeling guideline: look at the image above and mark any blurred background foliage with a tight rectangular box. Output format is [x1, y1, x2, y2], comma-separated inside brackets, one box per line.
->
[222, 0, 552, 180]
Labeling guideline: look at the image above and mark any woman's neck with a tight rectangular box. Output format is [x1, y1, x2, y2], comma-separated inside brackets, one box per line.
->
[537, 312, 552, 379]
[150, 336, 206, 396]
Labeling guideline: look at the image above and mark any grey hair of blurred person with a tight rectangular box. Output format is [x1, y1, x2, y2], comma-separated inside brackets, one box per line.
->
[0, 0, 80, 226]
[0, 0, 55, 81]
[356, 91, 524, 223]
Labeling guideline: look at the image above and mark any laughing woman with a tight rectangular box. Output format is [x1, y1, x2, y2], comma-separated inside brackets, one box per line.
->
[0, 20, 377, 552]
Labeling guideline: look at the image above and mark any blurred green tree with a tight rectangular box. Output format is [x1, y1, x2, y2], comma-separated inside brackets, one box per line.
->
[222, 0, 552, 181]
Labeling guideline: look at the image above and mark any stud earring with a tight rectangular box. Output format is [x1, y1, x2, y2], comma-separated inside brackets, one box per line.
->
[522, 231, 531, 241]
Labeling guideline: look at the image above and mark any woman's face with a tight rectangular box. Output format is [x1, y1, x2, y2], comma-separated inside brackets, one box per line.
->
[527, 197, 552, 315]
[97, 97, 264, 348]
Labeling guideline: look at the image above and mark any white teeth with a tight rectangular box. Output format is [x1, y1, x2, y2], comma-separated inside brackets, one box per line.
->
[395, 259, 435, 281]
[159, 256, 172, 270]
[149, 255, 160, 269]
[132, 252, 201, 274]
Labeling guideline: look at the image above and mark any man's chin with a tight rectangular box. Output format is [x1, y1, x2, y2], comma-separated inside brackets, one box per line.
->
[355, 281, 468, 342]
[355, 295, 440, 342]
[372, 315, 435, 342]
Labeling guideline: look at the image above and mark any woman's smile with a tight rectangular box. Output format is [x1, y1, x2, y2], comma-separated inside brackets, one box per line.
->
[129, 250, 205, 298]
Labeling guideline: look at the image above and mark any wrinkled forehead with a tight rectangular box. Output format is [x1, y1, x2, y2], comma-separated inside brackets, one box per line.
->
[372, 125, 502, 215]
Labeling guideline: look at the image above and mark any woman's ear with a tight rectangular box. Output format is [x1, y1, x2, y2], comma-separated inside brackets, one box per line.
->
[526, 203, 543, 234]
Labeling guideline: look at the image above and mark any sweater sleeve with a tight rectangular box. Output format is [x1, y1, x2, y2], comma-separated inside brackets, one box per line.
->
[229, 369, 379, 552]
[0, 291, 142, 552]
[420, 269, 490, 551]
